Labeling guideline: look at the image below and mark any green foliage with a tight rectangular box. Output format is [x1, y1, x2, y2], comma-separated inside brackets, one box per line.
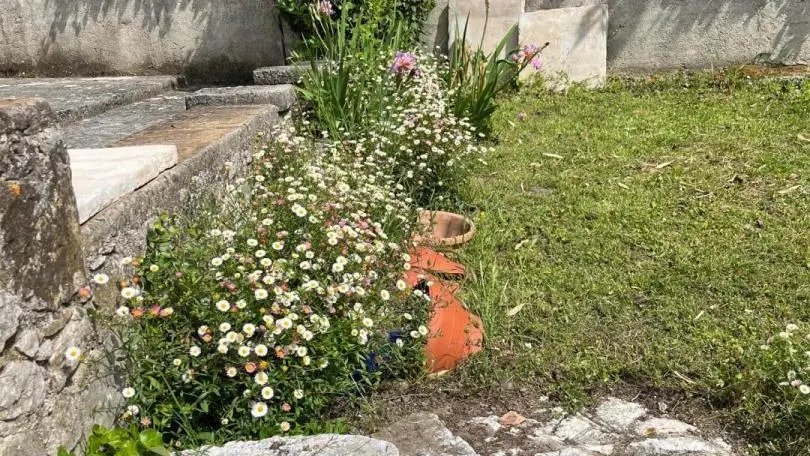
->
[295, 2, 405, 138]
[114, 133, 428, 448]
[277, 0, 435, 46]
[57, 425, 169, 456]
[443, 18, 545, 133]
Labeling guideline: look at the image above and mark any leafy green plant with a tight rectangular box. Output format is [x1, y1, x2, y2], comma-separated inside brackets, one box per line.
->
[443, 17, 546, 133]
[295, 1, 405, 138]
[112, 131, 428, 448]
[277, 0, 434, 46]
[57, 425, 169, 456]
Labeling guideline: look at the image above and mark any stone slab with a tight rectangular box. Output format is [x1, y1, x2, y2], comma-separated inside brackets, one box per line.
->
[254, 64, 309, 85]
[69, 145, 178, 223]
[448, 0, 523, 55]
[526, 0, 606, 12]
[0, 77, 178, 124]
[112, 105, 275, 162]
[62, 93, 187, 149]
[625, 437, 731, 456]
[375, 412, 478, 456]
[185, 85, 296, 111]
[179, 434, 399, 456]
[519, 5, 608, 87]
[593, 397, 647, 432]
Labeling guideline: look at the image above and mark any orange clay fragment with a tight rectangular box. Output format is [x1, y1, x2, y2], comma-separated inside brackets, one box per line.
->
[409, 245, 466, 277]
[424, 278, 484, 373]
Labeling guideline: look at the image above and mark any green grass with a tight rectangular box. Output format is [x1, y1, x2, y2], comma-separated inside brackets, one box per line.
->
[456, 72, 810, 452]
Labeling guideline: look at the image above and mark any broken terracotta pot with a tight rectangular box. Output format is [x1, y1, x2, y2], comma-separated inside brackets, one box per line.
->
[413, 210, 476, 247]
[404, 245, 484, 373]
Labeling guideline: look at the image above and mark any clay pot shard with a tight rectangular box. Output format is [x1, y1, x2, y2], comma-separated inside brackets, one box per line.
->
[409, 246, 466, 277]
[424, 279, 484, 373]
[413, 211, 476, 247]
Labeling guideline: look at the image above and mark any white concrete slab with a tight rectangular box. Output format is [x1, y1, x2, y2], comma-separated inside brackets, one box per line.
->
[448, 0, 523, 55]
[520, 5, 608, 87]
[69, 145, 178, 223]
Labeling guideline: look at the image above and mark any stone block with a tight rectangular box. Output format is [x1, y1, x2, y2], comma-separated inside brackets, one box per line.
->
[185, 85, 297, 111]
[525, 0, 605, 12]
[519, 5, 608, 87]
[375, 412, 478, 456]
[0, 291, 21, 349]
[0, 360, 46, 421]
[625, 437, 731, 456]
[448, 0, 523, 55]
[69, 145, 178, 223]
[180, 434, 399, 456]
[0, 98, 85, 311]
[593, 397, 647, 432]
[634, 418, 697, 437]
[422, 0, 450, 52]
[254, 65, 309, 85]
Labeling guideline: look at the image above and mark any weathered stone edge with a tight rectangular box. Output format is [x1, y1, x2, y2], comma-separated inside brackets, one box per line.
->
[185, 85, 297, 111]
[55, 76, 180, 125]
[79, 104, 281, 307]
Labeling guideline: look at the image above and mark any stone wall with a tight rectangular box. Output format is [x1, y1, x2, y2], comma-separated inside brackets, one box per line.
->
[0, 99, 119, 456]
[427, 0, 810, 71]
[0, 0, 289, 83]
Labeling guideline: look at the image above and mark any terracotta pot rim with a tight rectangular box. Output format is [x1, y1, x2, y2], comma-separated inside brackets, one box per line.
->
[414, 210, 476, 247]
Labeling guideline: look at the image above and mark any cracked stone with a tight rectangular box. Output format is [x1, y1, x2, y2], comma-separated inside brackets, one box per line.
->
[0, 360, 47, 420]
[553, 415, 618, 445]
[13, 329, 40, 358]
[634, 418, 698, 437]
[625, 437, 731, 456]
[42, 308, 74, 337]
[0, 291, 22, 349]
[593, 398, 647, 432]
[375, 412, 478, 456]
[87, 255, 107, 271]
[180, 435, 398, 456]
[528, 431, 566, 451]
[581, 444, 614, 455]
[537, 448, 601, 456]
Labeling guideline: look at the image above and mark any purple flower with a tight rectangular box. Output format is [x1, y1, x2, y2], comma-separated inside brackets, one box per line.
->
[316, 0, 334, 16]
[523, 44, 539, 56]
[531, 56, 542, 70]
[391, 51, 417, 75]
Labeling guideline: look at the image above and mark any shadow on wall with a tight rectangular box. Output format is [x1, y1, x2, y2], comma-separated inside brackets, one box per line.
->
[7, 0, 287, 82]
[606, 0, 810, 71]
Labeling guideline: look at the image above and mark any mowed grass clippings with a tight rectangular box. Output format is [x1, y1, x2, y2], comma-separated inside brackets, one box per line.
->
[455, 72, 810, 453]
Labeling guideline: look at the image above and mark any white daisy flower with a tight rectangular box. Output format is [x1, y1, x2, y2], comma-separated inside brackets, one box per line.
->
[93, 274, 109, 285]
[216, 300, 231, 312]
[65, 346, 82, 361]
[189, 346, 201, 357]
[261, 387, 274, 400]
[122, 387, 136, 399]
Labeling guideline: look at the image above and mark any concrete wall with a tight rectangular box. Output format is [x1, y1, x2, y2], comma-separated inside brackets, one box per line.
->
[607, 0, 810, 72]
[428, 0, 810, 72]
[0, 0, 288, 83]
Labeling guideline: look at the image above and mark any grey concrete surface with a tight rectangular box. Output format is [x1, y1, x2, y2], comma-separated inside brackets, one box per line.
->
[0, 76, 178, 124]
[0, 0, 286, 83]
[254, 64, 310, 85]
[448, 0, 523, 55]
[608, 0, 810, 72]
[62, 92, 187, 148]
[185, 84, 297, 110]
[520, 4, 608, 87]
[427, 0, 810, 72]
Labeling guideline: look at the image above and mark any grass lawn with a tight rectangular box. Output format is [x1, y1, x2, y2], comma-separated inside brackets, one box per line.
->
[456, 72, 810, 452]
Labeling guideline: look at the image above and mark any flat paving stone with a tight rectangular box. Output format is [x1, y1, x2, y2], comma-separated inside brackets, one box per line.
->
[112, 104, 277, 162]
[185, 85, 296, 110]
[593, 397, 647, 432]
[0, 76, 177, 124]
[62, 92, 187, 149]
[69, 145, 177, 223]
[519, 5, 608, 87]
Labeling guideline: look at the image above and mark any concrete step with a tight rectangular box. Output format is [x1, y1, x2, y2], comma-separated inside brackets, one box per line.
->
[62, 92, 187, 149]
[253, 64, 309, 85]
[69, 145, 178, 223]
[185, 85, 296, 111]
[110, 104, 278, 162]
[0, 76, 179, 124]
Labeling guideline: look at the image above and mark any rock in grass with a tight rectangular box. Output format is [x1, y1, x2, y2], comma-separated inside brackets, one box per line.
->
[179, 434, 399, 456]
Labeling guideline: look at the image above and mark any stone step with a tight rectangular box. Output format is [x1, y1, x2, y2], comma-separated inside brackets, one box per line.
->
[61, 92, 187, 149]
[185, 85, 297, 111]
[253, 64, 309, 85]
[0, 76, 179, 124]
[110, 104, 277, 162]
[69, 145, 178, 223]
